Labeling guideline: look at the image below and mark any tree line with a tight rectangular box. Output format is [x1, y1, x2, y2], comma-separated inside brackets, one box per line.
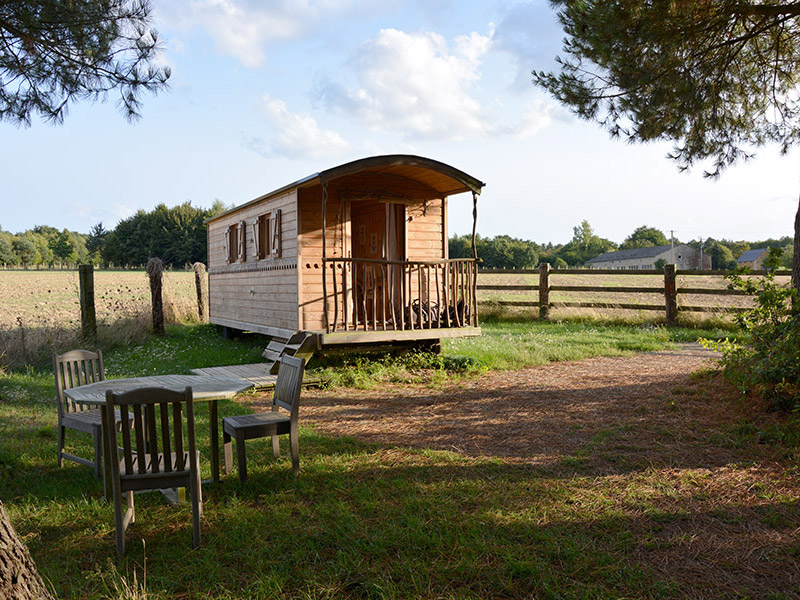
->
[0, 201, 226, 269]
[449, 221, 794, 270]
[1, 210, 792, 270]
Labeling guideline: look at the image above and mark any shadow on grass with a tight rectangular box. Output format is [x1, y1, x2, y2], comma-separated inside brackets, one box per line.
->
[4, 362, 800, 598]
[21, 429, 800, 600]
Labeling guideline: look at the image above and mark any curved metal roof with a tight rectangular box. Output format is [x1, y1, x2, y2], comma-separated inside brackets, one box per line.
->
[207, 155, 484, 223]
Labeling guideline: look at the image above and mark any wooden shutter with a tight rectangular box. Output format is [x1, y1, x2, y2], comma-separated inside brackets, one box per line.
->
[238, 220, 246, 261]
[224, 227, 230, 264]
[271, 209, 281, 257]
[252, 220, 261, 260]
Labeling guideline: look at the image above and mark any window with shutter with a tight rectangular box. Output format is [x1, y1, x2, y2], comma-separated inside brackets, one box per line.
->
[255, 213, 270, 259]
[226, 225, 238, 263]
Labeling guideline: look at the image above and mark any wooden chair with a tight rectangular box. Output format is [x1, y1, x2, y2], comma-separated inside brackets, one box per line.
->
[223, 355, 305, 483]
[54, 349, 123, 478]
[104, 386, 202, 556]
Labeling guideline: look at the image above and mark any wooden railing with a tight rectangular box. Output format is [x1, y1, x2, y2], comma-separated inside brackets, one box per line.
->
[322, 258, 479, 333]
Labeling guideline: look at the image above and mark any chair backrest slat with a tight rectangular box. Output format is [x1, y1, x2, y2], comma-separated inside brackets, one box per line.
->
[66, 361, 76, 389]
[160, 402, 173, 472]
[53, 350, 104, 415]
[120, 405, 134, 474]
[173, 401, 185, 471]
[145, 404, 159, 473]
[132, 404, 146, 473]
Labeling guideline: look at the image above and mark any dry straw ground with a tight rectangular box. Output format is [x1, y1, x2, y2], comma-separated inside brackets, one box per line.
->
[257, 345, 800, 598]
[0, 270, 198, 367]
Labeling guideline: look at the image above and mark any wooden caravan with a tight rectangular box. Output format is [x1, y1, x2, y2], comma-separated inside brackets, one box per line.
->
[206, 155, 484, 348]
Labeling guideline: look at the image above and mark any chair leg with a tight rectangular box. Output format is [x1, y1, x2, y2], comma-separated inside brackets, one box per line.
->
[93, 425, 102, 479]
[235, 432, 247, 484]
[192, 470, 202, 548]
[127, 491, 135, 525]
[223, 429, 233, 475]
[290, 425, 299, 476]
[57, 426, 65, 468]
[114, 492, 126, 557]
[272, 433, 280, 459]
[194, 461, 204, 518]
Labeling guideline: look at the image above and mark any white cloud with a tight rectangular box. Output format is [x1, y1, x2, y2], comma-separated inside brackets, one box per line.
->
[492, 1, 564, 91]
[157, 0, 382, 68]
[510, 100, 552, 138]
[249, 95, 350, 159]
[315, 28, 492, 140]
[314, 27, 553, 141]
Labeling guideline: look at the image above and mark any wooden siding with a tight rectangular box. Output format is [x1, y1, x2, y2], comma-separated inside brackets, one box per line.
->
[208, 190, 300, 332]
[298, 186, 346, 331]
[403, 198, 445, 303]
[406, 199, 444, 261]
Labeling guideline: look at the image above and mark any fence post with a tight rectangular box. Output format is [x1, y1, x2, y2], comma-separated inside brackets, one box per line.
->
[146, 258, 165, 335]
[78, 264, 97, 343]
[664, 264, 677, 324]
[192, 262, 208, 321]
[539, 262, 551, 320]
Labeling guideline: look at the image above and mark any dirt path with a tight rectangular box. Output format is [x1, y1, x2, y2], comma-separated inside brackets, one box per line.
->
[246, 343, 800, 597]
[295, 343, 727, 468]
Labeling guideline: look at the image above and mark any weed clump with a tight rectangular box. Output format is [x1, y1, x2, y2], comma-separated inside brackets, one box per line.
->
[702, 249, 800, 411]
[317, 350, 483, 389]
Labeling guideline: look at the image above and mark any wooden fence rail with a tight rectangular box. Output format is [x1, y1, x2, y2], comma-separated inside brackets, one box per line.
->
[479, 265, 791, 324]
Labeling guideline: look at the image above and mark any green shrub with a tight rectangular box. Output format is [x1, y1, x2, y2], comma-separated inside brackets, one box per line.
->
[702, 249, 800, 410]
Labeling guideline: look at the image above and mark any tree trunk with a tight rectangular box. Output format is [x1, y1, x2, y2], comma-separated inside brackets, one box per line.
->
[794, 194, 800, 302]
[0, 500, 55, 600]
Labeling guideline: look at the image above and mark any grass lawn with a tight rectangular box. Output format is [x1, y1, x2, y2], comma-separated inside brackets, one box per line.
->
[2, 321, 797, 599]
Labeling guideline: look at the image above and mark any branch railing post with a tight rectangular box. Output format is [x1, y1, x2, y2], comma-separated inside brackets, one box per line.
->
[538, 262, 551, 320]
[664, 264, 678, 324]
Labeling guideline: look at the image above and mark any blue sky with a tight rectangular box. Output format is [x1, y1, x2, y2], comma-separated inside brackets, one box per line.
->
[2, 0, 798, 245]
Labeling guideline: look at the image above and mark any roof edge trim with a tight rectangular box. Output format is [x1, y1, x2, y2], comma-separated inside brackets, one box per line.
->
[206, 154, 484, 224]
[319, 154, 485, 195]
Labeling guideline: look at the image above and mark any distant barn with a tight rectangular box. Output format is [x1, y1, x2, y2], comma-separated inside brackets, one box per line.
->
[205, 155, 484, 352]
[736, 248, 768, 270]
[586, 244, 711, 270]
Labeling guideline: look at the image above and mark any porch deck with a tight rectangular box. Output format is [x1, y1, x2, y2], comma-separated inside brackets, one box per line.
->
[318, 326, 481, 346]
[321, 257, 480, 335]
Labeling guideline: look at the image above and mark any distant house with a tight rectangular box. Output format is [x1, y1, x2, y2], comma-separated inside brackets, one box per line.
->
[586, 244, 711, 270]
[736, 248, 768, 270]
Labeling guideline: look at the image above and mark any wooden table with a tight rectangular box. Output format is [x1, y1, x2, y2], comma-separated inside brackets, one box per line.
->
[64, 374, 254, 496]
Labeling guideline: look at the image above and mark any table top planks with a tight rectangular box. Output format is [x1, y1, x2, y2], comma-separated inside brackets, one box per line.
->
[64, 374, 255, 406]
[190, 364, 279, 388]
[190, 363, 323, 389]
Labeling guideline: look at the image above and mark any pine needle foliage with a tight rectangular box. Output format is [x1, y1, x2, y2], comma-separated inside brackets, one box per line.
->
[534, 1, 800, 177]
[0, 0, 170, 125]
